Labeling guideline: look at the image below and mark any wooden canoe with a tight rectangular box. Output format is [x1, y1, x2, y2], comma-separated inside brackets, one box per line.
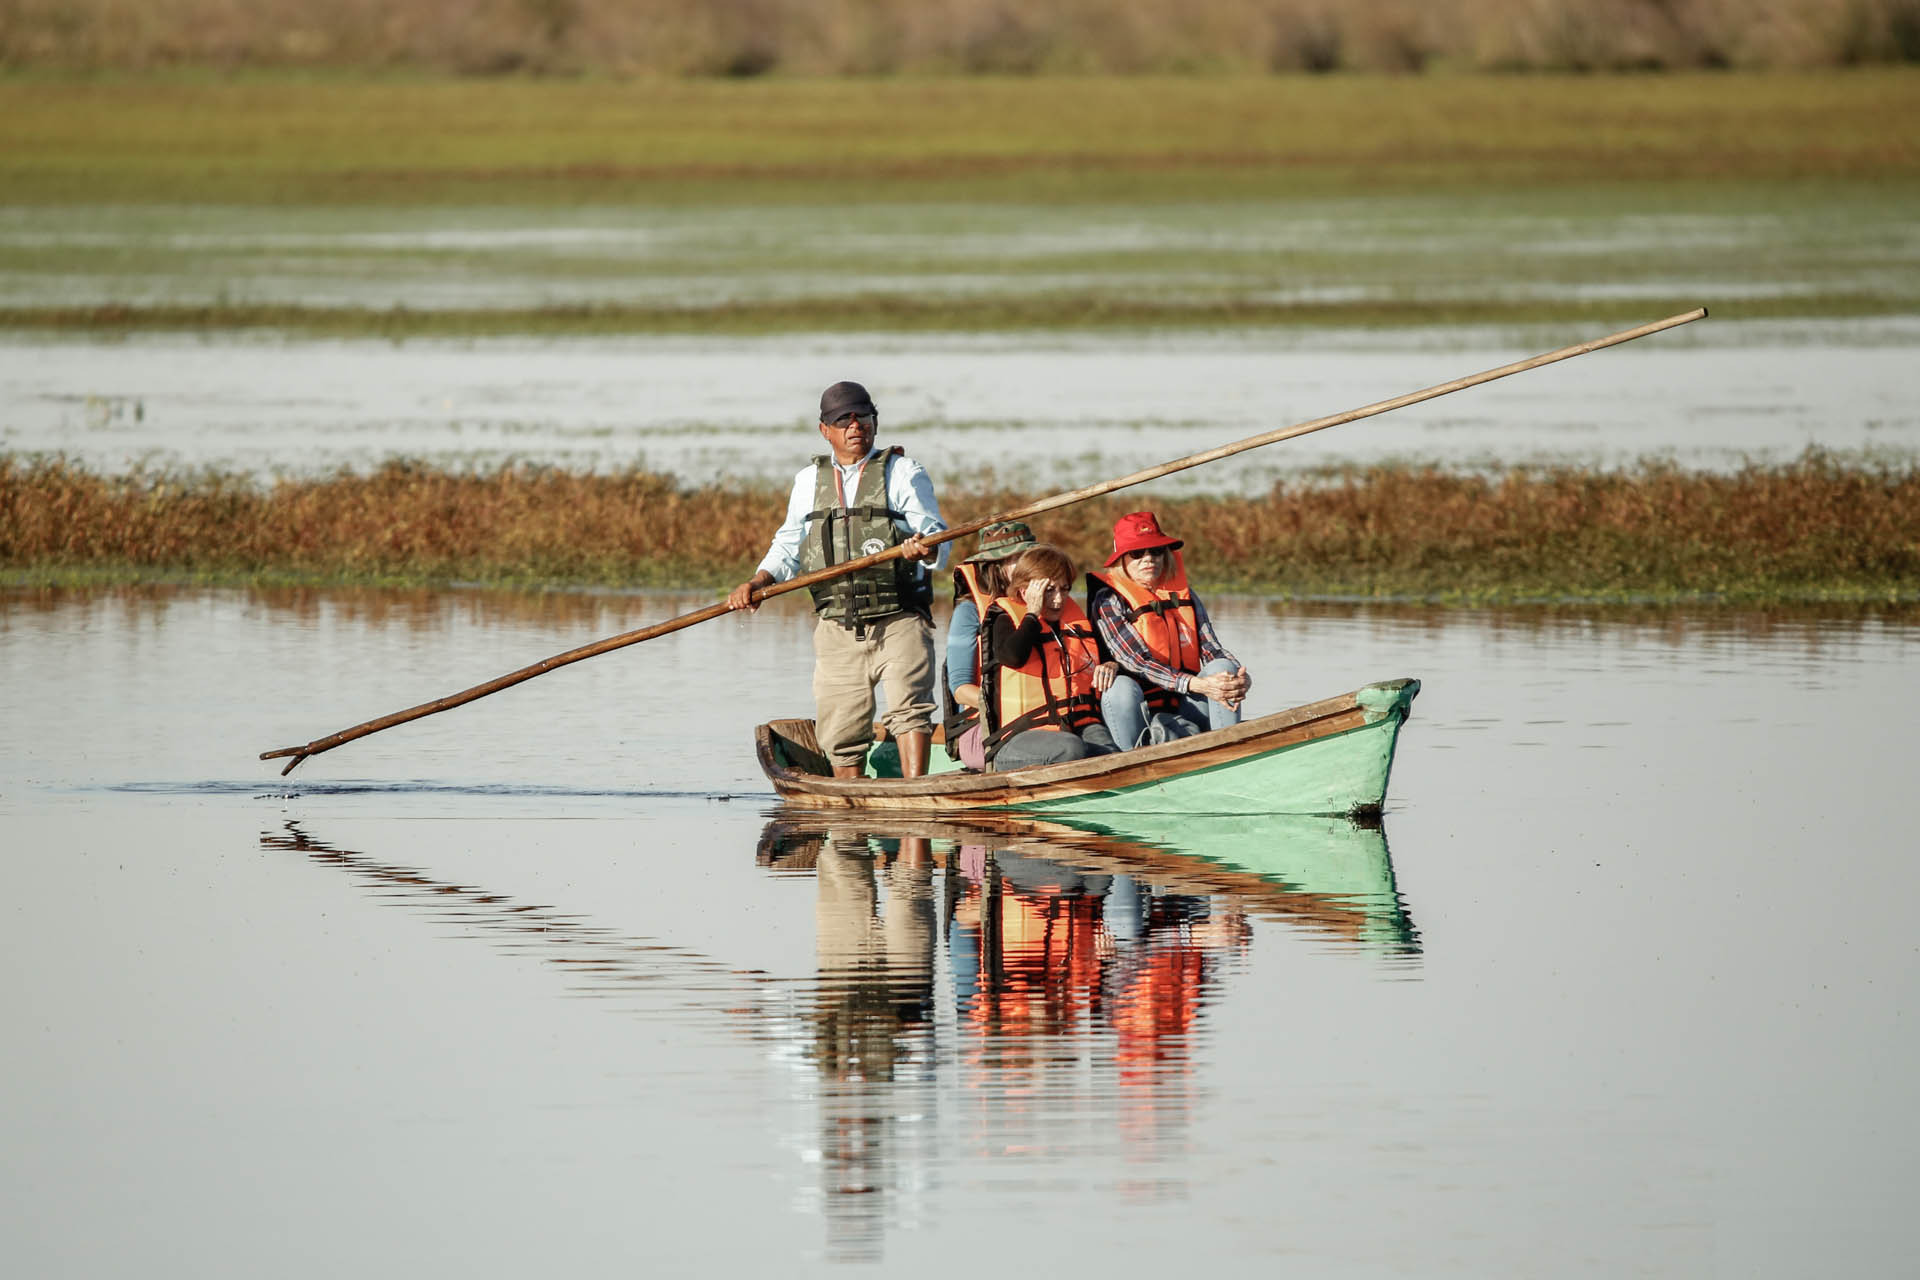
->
[754, 677, 1419, 818]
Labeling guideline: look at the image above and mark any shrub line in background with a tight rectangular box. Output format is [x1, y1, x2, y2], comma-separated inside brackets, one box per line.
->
[4, 0, 1918, 74]
[1, 293, 1905, 337]
[4, 453, 1916, 603]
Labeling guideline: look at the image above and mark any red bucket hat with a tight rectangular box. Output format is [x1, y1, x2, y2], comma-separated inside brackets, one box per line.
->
[1105, 511, 1183, 567]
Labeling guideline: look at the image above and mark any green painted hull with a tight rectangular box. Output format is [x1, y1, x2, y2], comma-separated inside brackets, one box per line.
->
[761, 678, 1419, 818]
[1007, 697, 1408, 818]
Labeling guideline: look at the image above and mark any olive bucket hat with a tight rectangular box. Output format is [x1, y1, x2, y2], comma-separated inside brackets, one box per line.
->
[965, 520, 1039, 563]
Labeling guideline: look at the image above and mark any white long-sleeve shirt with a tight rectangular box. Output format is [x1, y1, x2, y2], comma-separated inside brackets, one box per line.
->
[754, 448, 949, 583]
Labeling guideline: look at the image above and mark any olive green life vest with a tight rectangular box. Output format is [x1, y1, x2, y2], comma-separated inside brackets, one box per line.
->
[799, 447, 933, 626]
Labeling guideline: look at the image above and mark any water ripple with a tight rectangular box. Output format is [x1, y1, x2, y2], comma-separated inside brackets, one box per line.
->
[108, 779, 761, 801]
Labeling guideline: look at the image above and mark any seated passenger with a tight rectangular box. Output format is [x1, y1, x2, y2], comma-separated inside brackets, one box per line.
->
[942, 520, 1038, 771]
[1088, 511, 1252, 749]
[981, 545, 1122, 771]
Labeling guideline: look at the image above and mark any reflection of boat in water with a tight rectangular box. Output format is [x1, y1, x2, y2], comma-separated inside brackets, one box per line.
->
[755, 678, 1419, 818]
[760, 820, 1256, 1258]
[754, 806, 1417, 1254]
[258, 813, 1415, 1265]
[758, 806, 1418, 956]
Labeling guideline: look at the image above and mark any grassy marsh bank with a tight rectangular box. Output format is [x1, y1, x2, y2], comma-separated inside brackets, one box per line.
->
[6, 454, 1915, 602]
[5, 71, 1914, 334]
[5, 71, 1917, 206]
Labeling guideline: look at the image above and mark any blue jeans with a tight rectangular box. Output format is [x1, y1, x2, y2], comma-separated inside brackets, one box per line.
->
[1101, 657, 1244, 750]
[988, 722, 1119, 771]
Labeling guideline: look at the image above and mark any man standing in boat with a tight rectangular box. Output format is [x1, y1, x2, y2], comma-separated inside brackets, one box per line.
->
[727, 381, 947, 779]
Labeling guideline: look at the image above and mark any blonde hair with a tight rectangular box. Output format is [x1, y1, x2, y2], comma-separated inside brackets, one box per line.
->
[1007, 545, 1075, 594]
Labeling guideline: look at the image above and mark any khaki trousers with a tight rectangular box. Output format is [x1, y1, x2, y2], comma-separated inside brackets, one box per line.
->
[812, 611, 936, 767]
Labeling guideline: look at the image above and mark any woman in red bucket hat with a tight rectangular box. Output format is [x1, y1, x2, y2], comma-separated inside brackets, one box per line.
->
[1087, 510, 1253, 749]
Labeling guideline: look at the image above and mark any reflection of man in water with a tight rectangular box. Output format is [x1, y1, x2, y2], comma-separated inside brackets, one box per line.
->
[809, 831, 937, 1264]
[812, 831, 936, 1082]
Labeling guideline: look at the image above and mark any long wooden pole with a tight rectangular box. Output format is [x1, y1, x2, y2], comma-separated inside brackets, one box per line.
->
[261, 306, 1705, 774]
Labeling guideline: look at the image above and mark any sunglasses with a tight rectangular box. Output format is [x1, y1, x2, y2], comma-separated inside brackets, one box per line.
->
[827, 411, 877, 428]
[1123, 546, 1169, 561]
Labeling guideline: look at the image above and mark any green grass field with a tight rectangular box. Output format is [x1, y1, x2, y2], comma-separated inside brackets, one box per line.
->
[3, 70, 1915, 334]
[5, 70, 1916, 204]
[6, 72, 1913, 601]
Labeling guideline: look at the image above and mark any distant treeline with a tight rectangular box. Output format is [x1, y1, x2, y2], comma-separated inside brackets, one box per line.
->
[3, 0, 1917, 74]
[5, 453, 1917, 602]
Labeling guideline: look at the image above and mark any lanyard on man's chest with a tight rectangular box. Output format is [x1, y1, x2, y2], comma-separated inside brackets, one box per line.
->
[832, 456, 871, 512]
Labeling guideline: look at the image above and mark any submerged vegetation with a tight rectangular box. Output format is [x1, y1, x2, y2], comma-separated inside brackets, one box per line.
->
[6, 453, 1916, 602]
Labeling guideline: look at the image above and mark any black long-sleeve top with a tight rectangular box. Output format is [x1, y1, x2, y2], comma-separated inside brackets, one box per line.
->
[987, 611, 1108, 670]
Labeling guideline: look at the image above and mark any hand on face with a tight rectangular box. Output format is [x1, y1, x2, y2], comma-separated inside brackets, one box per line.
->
[1020, 577, 1051, 617]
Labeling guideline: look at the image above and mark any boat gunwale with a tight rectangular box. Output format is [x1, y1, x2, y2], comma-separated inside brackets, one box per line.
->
[753, 677, 1417, 808]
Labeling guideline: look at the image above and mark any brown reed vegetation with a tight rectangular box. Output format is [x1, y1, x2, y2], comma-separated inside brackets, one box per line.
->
[5, 453, 1916, 601]
[2, 0, 1917, 74]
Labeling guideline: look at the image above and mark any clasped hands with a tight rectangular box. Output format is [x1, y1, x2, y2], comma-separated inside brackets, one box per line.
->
[1188, 667, 1252, 710]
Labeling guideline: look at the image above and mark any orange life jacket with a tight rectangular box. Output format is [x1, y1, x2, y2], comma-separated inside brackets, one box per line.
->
[1087, 551, 1202, 710]
[981, 595, 1103, 758]
[952, 561, 996, 616]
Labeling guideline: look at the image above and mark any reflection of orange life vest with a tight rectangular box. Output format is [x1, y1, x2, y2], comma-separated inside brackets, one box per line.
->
[941, 562, 999, 746]
[1087, 552, 1201, 711]
[1112, 943, 1206, 1083]
[981, 596, 1102, 757]
[969, 890, 1105, 1040]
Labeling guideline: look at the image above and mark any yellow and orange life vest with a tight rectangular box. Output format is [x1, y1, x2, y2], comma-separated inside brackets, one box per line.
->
[953, 561, 997, 619]
[981, 595, 1103, 757]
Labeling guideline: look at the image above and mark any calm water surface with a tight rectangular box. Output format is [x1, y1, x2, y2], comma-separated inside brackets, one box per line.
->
[8, 192, 1917, 486]
[6, 321, 1918, 491]
[3, 586, 1916, 1275]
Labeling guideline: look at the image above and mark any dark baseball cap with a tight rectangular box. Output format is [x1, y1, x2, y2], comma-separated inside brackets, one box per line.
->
[820, 380, 877, 422]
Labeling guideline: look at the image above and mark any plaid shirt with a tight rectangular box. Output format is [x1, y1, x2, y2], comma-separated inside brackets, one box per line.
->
[1091, 585, 1236, 695]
